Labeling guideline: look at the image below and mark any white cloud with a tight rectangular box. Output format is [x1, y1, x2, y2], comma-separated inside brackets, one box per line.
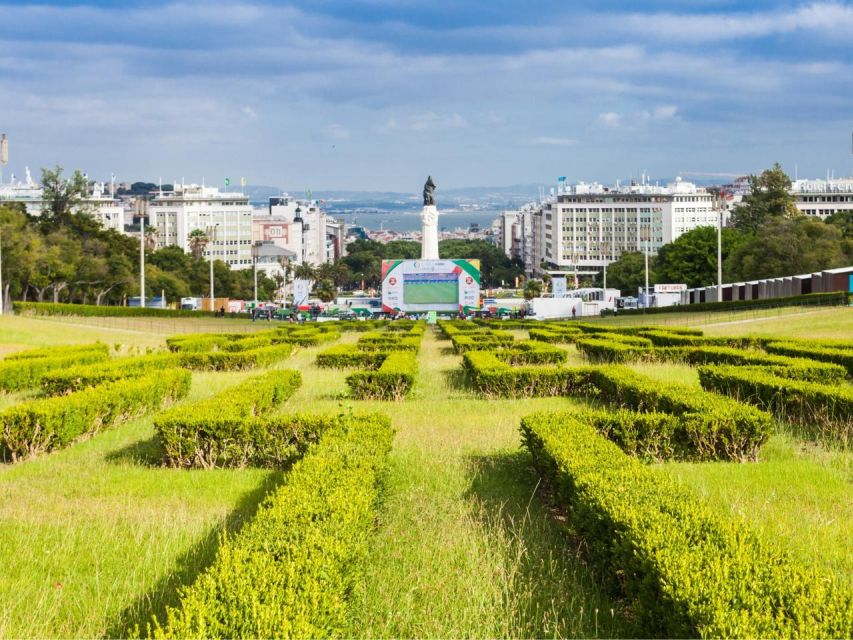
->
[597, 112, 623, 128]
[242, 105, 258, 120]
[383, 111, 467, 132]
[534, 136, 578, 146]
[652, 105, 678, 120]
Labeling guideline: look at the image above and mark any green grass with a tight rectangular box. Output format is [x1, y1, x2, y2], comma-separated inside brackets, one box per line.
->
[1, 310, 851, 637]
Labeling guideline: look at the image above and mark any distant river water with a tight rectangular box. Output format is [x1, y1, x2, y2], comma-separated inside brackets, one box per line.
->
[329, 209, 501, 233]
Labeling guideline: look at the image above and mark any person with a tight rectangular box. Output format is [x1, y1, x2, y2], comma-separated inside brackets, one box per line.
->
[219, 305, 225, 317]
[572, 306, 576, 319]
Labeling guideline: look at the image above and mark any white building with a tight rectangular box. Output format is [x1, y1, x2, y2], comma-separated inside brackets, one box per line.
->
[538, 177, 720, 277]
[499, 204, 538, 278]
[253, 195, 345, 267]
[0, 168, 124, 232]
[791, 178, 853, 219]
[149, 185, 253, 269]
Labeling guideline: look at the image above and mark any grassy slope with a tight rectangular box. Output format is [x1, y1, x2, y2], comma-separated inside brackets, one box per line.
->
[345, 333, 631, 638]
[614, 317, 853, 586]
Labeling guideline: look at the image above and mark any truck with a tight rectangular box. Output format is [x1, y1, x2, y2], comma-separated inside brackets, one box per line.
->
[180, 297, 203, 311]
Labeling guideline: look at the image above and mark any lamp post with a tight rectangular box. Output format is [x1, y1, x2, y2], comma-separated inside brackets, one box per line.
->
[716, 194, 724, 303]
[207, 224, 218, 312]
[252, 241, 260, 304]
[140, 214, 146, 308]
[0, 227, 4, 316]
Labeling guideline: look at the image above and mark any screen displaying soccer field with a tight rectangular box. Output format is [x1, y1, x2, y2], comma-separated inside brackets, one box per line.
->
[403, 273, 458, 304]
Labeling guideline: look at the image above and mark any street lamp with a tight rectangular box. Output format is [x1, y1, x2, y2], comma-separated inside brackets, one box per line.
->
[716, 193, 724, 303]
[207, 223, 219, 312]
[252, 241, 261, 304]
[140, 213, 146, 308]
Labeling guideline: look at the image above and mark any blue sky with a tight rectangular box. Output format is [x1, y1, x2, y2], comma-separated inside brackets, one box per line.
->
[1, 1, 851, 191]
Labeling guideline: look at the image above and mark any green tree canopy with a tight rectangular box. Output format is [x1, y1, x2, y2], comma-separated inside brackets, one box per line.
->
[730, 163, 800, 233]
[655, 226, 748, 288]
[605, 251, 656, 296]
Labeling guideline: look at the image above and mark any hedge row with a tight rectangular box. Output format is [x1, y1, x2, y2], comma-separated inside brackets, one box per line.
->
[149, 412, 394, 638]
[3, 342, 110, 361]
[0, 347, 110, 392]
[528, 326, 582, 343]
[574, 337, 655, 364]
[166, 333, 257, 353]
[13, 301, 223, 318]
[40, 352, 178, 395]
[521, 411, 853, 638]
[275, 327, 341, 346]
[614, 291, 850, 315]
[766, 341, 853, 376]
[451, 332, 515, 353]
[346, 351, 418, 400]
[316, 345, 388, 369]
[462, 351, 597, 398]
[585, 365, 771, 461]
[176, 343, 293, 371]
[1, 369, 191, 462]
[573, 323, 704, 337]
[699, 365, 853, 448]
[155, 369, 302, 468]
[492, 341, 568, 366]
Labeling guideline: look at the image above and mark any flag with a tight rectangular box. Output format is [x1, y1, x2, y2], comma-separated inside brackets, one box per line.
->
[225, 177, 231, 187]
[240, 177, 247, 187]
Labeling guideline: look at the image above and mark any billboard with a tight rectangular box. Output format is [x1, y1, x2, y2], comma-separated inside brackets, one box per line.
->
[293, 279, 312, 306]
[381, 259, 480, 312]
[552, 276, 567, 299]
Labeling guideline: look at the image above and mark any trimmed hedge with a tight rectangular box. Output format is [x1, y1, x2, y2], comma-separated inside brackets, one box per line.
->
[149, 412, 393, 638]
[584, 366, 771, 461]
[766, 341, 853, 376]
[0, 347, 110, 392]
[575, 337, 654, 363]
[614, 291, 850, 315]
[177, 343, 293, 371]
[155, 369, 302, 468]
[40, 352, 178, 395]
[346, 351, 418, 400]
[699, 364, 853, 447]
[492, 341, 568, 366]
[1, 369, 191, 462]
[3, 342, 110, 361]
[528, 327, 582, 344]
[462, 351, 597, 398]
[521, 411, 853, 638]
[13, 301, 225, 318]
[451, 332, 514, 354]
[315, 345, 387, 369]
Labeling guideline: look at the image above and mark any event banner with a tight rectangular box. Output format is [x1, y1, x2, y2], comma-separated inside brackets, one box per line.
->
[292, 279, 312, 306]
[381, 259, 481, 312]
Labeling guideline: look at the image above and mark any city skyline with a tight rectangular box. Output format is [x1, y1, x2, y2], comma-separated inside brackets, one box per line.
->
[1, 0, 852, 191]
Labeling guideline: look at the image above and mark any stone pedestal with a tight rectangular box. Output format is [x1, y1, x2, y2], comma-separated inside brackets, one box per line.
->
[420, 205, 439, 260]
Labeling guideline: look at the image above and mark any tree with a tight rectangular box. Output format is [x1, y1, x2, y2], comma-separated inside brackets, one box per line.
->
[605, 251, 656, 296]
[144, 225, 159, 252]
[39, 166, 91, 230]
[523, 279, 542, 300]
[725, 216, 847, 282]
[314, 279, 337, 303]
[384, 240, 421, 259]
[730, 163, 800, 233]
[439, 238, 522, 287]
[655, 226, 748, 288]
[188, 229, 209, 260]
[293, 263, 317, 281]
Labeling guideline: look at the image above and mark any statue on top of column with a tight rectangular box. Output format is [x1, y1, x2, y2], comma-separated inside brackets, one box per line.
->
[423, 175, 437, 206]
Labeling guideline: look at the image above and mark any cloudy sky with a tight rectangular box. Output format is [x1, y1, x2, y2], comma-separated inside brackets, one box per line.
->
[1, 0, 852, 191]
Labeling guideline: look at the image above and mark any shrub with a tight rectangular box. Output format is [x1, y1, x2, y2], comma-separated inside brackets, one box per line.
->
[765, 341, 853, 376]
[346, 351, 417, 400]
[615, 291, 850, 315]
[698, 365, 853, 447]
[0, 348, 110, 392]
[1, 369, 191, 462]
[574, 337, 654, 363]
[177, 343, 292, 371]
[40, 352, 179, 395]
[3, 342, 110, 361]
[316, 345, 387, 369]
[155, 370, 304, 468]
[149, 413, 394, 639]
[462, 351, 598, 398]
[13, 301, 225, 318]
[451, 332, 514, 353]
[492, 341, 568, 366]
[520, 411, 853, 638]
[584, 366, 771, 461]
[528, 327, 582, 343]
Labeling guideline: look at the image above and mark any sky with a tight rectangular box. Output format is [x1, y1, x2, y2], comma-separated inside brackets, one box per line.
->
[0, 0, 852, 191]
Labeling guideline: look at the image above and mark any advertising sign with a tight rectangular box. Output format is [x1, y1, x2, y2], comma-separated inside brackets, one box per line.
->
[654, 283, 687, 293]
[551, 276, 567, 299]
[293, 278, 312, 306]
[381, 259, 480, 312]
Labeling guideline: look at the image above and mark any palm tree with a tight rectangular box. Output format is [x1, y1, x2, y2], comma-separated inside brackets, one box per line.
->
[188, 228, 209, 260]
[523, 279, 543, 301]
[144, 225, 159, 252]
[293, 262, 317, 282]
[314, 279, 336, 303]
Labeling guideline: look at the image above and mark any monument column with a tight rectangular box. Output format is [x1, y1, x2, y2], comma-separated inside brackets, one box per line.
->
[421, 175, 439, 260]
